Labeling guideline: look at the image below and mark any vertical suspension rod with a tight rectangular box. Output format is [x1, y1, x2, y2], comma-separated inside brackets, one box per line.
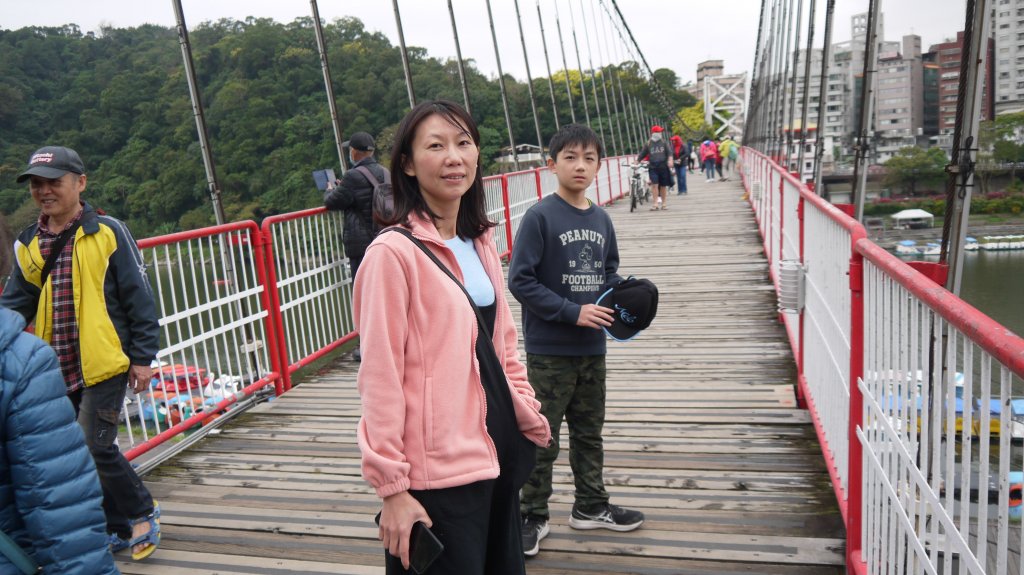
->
[942, 0, 990, 295]
[310, 0, 347, 173]
[812, 0, 836, 194]
[485, 0, 520, 171]
[392, 0, 416, 108]
[553, 1, 578, 123]
[573, 0, 607, 152]
[171, 0, 225, 225]
[537, 2, 561, 130]
[514, 0, 547, 159]
[851, 0, 882, 222]
[745, 0, 770, 149]
[591, 0, 625, 157]
[568, 0, 593, 126]
[785, 0, 806, 171]
[797, 0, 818, 179]
[447, 0, 472, 114]
[600, 0, 636, 150]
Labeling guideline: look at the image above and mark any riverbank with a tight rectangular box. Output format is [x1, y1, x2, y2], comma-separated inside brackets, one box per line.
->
[870, 215, 1024, 249]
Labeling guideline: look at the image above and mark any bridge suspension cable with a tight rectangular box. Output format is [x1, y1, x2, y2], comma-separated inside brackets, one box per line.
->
[570, 0, 607, 152]
[513, 0, 547, 158]
[941, 0, 991, 295]
[796, 0, 817, 181]
[812, 0, 836, 193]
[536, 2, 561, 130]
[391, 0, 416, 108]
[851, 0, 882, 222]
[446, 0, 473, 114]
[172, 0, 225, 226]
[566, 1, 593, 128]
[485, 0, 521, 170]
[310, 0, 347, 173]
[552, 1, 578, 124]
[784, 0, 806, 168]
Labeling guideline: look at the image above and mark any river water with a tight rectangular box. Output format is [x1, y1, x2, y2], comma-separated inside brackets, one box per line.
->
[949, 251, 1022, 338]
[899, 250, 1023, 338]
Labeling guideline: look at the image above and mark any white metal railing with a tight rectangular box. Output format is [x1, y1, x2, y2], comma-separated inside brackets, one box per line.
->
[741, 145, 1024, 575]
[126, 221, 280, 461]
[262, 208, 354, 374]
[858, 241, 1024, 575]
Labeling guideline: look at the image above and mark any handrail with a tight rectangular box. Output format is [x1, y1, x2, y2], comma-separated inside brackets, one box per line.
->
[856, 239, 1024, 378]
[742, 144, 1024, 575]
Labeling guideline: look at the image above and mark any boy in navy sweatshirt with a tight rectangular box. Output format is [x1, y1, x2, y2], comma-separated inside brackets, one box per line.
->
[509, 124, 644, 558]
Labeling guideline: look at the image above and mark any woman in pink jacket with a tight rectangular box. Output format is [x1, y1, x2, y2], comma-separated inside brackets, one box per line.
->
[353, 100, 552, 574]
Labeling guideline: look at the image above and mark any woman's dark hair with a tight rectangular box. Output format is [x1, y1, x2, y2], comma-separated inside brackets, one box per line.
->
[381, 99, 494, 239]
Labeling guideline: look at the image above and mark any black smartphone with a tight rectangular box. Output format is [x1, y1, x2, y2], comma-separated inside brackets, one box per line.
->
[374, 512, 444, 574]
[408, 521, 444, 574]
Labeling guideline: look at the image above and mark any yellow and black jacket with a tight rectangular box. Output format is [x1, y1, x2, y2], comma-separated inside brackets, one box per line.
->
[0, 203, 159, 386]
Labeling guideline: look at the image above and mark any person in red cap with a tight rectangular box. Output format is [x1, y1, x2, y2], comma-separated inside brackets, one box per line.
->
[635, 126, 674, 210]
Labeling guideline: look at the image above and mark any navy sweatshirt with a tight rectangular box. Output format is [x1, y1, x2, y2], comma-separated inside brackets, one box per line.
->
[508, 193, 623, 356]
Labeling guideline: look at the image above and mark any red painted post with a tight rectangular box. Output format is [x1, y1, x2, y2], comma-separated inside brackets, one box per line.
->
[796, 195, 807, 409]
[534, 168, 543, 201]
[847, 242, 865, 572]
[500, 174, 514, 252]
[251, 227, 289, 396]
[595, 161, 603, 205]
[257, 226, 292, 395]
[616, 157, 624, 200]
[778, 169, 786, 269]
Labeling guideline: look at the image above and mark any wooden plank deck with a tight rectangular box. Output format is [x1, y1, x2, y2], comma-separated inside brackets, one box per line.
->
[118, 176, 846, 574]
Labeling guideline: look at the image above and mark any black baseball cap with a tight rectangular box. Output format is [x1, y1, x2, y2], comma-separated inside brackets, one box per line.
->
[17, 146, 86, 183]
[595, 277, 659, 342]
[342, 132, 375, 152]
[17, 146, 86, 182]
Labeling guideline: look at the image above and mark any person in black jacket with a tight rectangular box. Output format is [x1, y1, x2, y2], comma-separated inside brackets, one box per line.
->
[324, 132, 387, 280]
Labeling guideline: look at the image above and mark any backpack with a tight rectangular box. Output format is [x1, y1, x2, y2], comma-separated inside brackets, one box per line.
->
[728, 145, 739, 160]
[354, 165, 393, 232]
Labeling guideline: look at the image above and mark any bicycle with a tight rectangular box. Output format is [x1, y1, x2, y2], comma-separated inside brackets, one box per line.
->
[624, 161, 649, 212]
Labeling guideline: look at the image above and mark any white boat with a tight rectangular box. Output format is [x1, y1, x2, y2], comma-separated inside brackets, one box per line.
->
[895, 240, 920, 255]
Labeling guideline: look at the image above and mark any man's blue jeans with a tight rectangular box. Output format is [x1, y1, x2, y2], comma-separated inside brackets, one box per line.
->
[69, 373, 154, 537]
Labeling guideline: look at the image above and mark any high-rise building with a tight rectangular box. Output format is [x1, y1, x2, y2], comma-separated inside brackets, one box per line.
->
[873, 35, 925, 162]
[928, 31, 994, 132]
[993, 5, 1024, 114]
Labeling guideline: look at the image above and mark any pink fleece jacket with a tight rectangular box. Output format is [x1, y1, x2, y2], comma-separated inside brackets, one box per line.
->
[353, 213, 552, 498]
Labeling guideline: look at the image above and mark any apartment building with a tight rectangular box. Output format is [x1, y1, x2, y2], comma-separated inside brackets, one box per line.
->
[993, 1, 1024, 115]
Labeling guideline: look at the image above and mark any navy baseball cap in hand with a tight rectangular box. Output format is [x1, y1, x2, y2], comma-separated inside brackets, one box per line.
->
[595, 277, 659, 342]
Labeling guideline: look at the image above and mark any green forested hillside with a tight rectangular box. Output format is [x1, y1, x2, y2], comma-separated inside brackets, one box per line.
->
[0, 16, 690, 245]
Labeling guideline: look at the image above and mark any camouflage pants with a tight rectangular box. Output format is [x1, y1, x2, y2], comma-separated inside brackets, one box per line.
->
[520, 354, 608, 519]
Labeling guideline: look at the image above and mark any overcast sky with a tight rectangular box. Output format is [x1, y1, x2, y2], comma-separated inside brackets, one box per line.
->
[2, 0, 967, 87]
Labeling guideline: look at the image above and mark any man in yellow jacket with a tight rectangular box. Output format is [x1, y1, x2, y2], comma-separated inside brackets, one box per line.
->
[1, 146, 162, 561]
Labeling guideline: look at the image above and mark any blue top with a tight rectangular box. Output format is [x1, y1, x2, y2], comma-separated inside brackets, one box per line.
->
[508, 193, 623, 356]
[445, 236, 495, 307]
[0, 307, 119, 574]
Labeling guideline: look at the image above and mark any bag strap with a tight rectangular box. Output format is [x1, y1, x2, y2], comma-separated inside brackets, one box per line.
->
[39, 221, 81, 287]
[354, 165, 390, 187]
[383, 227, 495, 342]
[0, 530, 40, 575]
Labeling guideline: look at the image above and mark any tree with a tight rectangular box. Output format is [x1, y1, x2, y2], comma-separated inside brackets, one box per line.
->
[882, 146, 948, 196]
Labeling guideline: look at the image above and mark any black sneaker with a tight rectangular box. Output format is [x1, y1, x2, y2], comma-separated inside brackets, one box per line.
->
[521, 515, 549, 557]
[568, 502, 644, 532]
